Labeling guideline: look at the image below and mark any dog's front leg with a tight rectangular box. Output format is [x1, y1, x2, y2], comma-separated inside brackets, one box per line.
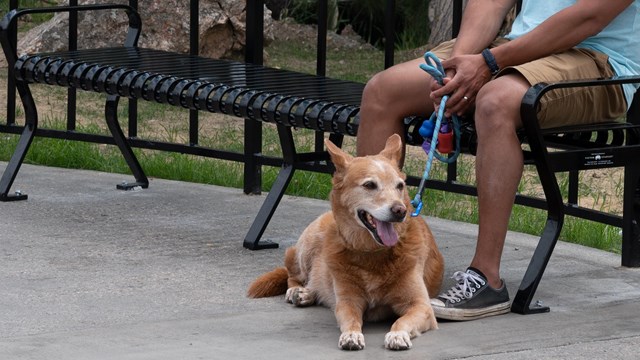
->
[386, 301, 437, 350]
[335, 299, 366, 350]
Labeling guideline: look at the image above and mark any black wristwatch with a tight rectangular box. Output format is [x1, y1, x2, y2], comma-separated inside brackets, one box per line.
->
[481, 48, 500, 75]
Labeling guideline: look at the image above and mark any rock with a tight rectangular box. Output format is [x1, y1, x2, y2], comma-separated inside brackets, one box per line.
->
[2, 0, 274, 67]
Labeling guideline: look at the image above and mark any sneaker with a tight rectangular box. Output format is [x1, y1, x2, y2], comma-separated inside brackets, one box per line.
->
[431, 267, 510, 321]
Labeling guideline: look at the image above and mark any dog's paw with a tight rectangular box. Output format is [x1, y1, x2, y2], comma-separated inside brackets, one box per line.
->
[285, 287, 314, 307]
[384, 331, 412, 350]
[338, 331, 365, 351]
[284, 287, 299, 303]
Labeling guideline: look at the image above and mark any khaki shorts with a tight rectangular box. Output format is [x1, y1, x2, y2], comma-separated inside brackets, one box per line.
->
[430, 38, 627, 128]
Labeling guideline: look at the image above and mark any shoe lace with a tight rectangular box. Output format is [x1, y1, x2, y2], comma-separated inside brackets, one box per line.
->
[439, 271, 486, 302]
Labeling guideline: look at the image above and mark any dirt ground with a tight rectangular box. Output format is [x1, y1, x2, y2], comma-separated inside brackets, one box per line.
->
[270, 18, 373, 50]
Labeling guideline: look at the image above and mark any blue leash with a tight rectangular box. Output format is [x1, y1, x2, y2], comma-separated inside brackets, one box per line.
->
[411, 52, 462, 217]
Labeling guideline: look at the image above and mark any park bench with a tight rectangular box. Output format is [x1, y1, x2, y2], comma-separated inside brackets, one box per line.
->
[1, 1, 639, 316]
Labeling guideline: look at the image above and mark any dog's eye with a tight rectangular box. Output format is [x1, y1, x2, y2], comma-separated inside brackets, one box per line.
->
[397, 182, 405, 191]
[362, 181, 377, 190]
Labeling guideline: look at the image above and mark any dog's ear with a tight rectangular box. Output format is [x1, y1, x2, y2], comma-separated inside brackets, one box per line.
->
[324, 138, 353, 171]
[379, 133, 403, 167]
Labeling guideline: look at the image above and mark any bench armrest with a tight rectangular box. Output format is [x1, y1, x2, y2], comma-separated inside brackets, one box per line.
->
[0, 4, 142, 69]
[521, 75, 640, 125]
[520, 75, 640, 169]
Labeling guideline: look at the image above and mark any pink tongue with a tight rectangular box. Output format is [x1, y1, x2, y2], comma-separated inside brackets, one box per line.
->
[374, 219, 399, 247]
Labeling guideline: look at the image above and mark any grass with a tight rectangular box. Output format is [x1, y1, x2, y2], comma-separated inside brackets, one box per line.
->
[1, 0, 56, 30]
[0, 19, 625, 254]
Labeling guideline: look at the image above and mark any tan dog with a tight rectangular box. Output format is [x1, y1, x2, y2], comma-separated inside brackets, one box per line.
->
[247, 134, 444, 351]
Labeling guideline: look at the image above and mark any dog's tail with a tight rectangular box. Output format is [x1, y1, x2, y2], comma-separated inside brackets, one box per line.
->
[247, 267, 289, 298]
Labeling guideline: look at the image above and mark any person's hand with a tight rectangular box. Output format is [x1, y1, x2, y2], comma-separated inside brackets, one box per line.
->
[429, 69, 455, 114]
[430, 54, 492, 117]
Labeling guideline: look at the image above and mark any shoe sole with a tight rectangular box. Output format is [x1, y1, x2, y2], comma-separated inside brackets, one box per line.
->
[433, 301, 511, 321]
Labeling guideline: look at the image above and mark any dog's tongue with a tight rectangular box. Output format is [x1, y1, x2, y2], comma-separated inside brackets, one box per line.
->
[374, 219, 399, 247]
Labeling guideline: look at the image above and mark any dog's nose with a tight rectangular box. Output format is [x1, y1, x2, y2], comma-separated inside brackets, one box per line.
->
[391, 203, 407, 220]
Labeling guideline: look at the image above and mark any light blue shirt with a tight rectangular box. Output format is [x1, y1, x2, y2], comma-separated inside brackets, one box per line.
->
[506, 0, 640, 108]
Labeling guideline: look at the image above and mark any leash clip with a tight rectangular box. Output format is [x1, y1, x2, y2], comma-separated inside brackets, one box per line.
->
[411, 195, 424, 217]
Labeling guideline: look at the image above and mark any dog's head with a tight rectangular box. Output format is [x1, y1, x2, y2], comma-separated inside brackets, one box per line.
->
[325, 134, 409, 248]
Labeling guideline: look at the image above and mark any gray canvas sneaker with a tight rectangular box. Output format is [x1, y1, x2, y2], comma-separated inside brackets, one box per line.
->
[431, 267, 510, 321]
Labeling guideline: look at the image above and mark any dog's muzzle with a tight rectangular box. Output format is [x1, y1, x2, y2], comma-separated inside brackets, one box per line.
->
[357, 209, 404, 247]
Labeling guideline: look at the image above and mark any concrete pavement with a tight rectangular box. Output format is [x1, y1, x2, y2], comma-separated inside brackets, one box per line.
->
[1, 162, 639, 359]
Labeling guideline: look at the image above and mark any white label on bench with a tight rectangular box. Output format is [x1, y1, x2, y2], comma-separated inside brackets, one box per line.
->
[584, 152, 614, 166]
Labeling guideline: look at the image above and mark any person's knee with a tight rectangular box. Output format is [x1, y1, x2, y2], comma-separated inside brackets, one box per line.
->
[474, 80, 525, 136]
[362, 71, 391, 110]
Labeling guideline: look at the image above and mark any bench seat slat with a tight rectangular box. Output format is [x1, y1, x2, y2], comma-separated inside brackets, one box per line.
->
[20, 47, 364, 106]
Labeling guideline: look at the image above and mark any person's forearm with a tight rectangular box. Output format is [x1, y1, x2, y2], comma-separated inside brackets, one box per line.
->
[491, 0, 633, 70]
[451, 0, 516, 56]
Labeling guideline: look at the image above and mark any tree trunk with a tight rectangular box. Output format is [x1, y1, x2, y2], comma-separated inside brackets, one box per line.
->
[427, 0, 516, 47]
[427, 0, 465, 46]
[328, 0, 339, 31]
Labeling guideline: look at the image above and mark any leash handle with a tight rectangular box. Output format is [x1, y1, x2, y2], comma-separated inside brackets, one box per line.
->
[411, 52, 462, 217]
[419, 52, 446, 85]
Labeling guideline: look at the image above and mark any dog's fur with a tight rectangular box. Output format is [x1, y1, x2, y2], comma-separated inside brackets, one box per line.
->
[247, 134, 444, 351]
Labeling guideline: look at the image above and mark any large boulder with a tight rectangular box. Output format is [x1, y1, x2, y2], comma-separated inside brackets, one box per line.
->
[5, 0, 274, 66]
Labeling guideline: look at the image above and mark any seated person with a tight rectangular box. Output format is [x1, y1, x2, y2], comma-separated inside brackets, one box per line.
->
[355, 0, 640, 321]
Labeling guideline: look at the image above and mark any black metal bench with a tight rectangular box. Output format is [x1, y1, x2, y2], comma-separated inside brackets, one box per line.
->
[1, 2, 640, 316]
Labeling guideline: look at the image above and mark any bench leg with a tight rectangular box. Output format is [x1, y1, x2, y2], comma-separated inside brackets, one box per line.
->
[104, 95, 149, 190]
[0, 123, 35, 201]
[0, 82, 38, 202]
[243, 118, 262, 195]
[511, 216, 562, 314]
[622, 164, 640, 267]
[242, 163, 291, 250]
[243, 124, 299, 250]
[511, 173, 564, 314]
[513, 93, 565, 314]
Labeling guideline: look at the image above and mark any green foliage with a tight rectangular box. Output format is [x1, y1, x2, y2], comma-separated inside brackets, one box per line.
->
[1, 0, 57, 28]
[395, 0, 430, 50]
[285, 0, 430, 50]
[283, 0, 318, 24]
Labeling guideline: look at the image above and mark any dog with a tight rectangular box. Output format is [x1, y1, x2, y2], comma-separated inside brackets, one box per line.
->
[247, 134, 444, 351]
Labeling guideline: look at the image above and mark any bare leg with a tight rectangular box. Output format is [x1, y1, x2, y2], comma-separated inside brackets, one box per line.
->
[358, 58, 529, 291]
[470, 73, 530, 289]
[356, 57, 435, 161]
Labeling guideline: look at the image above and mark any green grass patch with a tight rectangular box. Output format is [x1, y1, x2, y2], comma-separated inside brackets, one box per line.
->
[266, 38, 384, 82]
[1, 0, 57, 31]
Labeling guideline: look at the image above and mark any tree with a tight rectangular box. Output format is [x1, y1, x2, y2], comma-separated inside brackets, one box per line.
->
[427, 0, 465, 46]
[427, 0, 516, 47]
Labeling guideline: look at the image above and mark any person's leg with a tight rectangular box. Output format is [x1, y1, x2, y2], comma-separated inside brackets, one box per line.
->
[431, 49, 626, 321]
[356, 57, 435, 162]
[470, 73, 529, 289]
[357, 39, 458, 160]
[469, 49, 626, 289]
[429, 74, 528, 321]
